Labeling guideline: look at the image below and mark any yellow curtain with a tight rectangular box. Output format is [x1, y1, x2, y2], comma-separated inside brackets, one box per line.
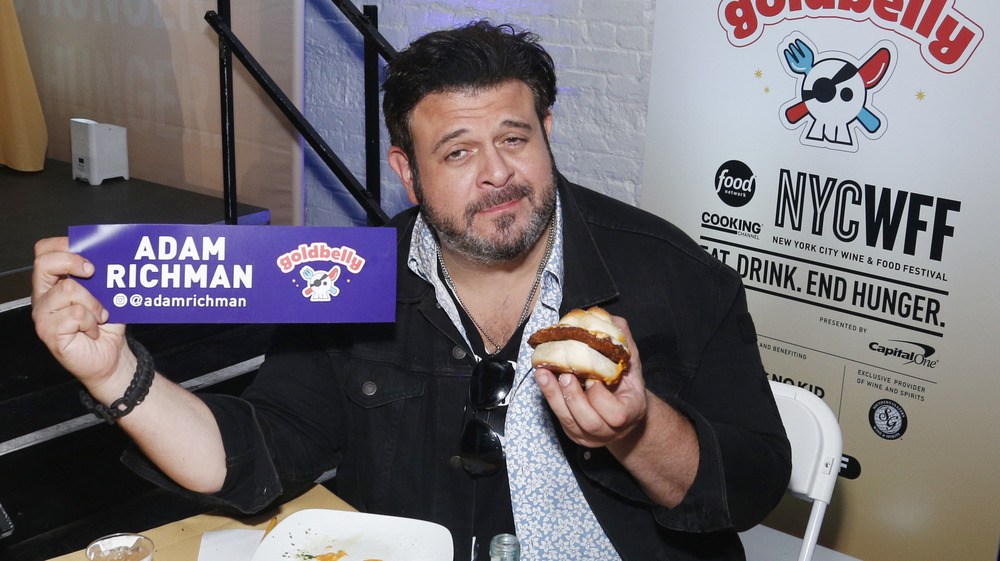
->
[0, 0, 47, 171]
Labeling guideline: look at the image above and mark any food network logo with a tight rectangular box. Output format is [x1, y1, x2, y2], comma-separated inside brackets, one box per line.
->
[705, 160, 763, 239]
[715, 160, 756, 207]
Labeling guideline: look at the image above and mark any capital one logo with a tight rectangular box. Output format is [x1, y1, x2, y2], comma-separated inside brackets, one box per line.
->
[778, 33, 897, 152]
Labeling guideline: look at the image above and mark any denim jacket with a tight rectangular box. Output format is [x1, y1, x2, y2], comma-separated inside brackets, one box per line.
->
[126, 178, 790, 561]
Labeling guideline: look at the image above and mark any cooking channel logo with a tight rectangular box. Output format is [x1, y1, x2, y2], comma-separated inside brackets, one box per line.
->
[276, 242, 367, 303]
[778, 33, 896, 152]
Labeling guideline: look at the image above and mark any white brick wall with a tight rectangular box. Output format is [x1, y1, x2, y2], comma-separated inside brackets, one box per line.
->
[303, 0, 655, 225]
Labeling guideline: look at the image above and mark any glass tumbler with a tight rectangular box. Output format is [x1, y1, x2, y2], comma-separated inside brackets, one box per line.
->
[85, 533, 153, 561]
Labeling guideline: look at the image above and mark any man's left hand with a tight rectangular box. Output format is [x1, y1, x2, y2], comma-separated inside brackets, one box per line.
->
[534, 315, 648, 448]
[532, 314, 699, 507]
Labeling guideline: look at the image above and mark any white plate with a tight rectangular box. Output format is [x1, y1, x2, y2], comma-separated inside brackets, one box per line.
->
[249, 509, 453, 561]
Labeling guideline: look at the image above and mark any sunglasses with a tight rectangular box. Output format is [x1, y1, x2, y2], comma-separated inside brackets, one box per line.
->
[459, 359, 516, 476]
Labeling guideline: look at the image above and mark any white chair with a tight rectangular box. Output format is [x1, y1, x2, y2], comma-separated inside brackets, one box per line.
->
[769, 381, 844, 561]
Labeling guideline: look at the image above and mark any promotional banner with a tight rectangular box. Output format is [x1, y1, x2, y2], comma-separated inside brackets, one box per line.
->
[643, 1, 999, 559]
[70, 225, 396, 324]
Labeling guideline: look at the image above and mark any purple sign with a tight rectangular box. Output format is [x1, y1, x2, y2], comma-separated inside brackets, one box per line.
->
[69, 224, 396, 323]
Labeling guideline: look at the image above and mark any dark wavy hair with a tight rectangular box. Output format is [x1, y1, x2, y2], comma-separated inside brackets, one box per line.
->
[382, 20, 558, 163]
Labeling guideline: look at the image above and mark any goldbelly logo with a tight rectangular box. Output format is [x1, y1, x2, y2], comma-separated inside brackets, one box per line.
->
[778, 34, 895, 152]
[276, 242, 367, 304]
[718, 0, 983, 73]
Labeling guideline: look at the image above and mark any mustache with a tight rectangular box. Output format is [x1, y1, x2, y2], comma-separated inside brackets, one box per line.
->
[464, 184, 534, 221]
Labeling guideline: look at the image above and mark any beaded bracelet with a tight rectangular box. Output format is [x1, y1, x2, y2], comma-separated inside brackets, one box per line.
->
[79, 334, 155, 424]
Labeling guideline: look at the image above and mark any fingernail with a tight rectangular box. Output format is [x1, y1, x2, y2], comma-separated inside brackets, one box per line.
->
[100, 308, 109, 323]
[534, 370, 548, 387]
[585, 379, 595, 390]
[83, 261, 95, 276]
[559, 374, 572, 387]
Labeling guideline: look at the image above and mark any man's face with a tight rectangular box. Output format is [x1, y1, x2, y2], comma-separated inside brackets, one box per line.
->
[388, 81, 557, 264]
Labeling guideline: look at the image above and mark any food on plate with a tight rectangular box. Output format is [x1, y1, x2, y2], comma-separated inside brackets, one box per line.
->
[312, 552, 347, 561]
[528, 306, 630, 385]
[297, 551, 380, 561]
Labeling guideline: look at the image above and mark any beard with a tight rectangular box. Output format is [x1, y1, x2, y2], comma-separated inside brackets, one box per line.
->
[414, 166, 557, 264]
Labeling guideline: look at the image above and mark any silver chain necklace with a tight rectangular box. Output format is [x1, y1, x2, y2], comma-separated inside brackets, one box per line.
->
[439, 217, 556, 356]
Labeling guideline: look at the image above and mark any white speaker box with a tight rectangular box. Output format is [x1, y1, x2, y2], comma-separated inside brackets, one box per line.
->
[70, 118, 129, 185]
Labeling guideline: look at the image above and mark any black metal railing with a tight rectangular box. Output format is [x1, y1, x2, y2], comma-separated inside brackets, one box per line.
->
[207, 0, 397, 226]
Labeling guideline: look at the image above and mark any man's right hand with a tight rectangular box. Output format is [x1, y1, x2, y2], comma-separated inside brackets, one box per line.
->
[31, 236, 132, 393]
[31, 236, 229, 494]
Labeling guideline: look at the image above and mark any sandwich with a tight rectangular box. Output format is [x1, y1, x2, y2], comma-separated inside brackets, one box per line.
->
[527, 306, 631, 385]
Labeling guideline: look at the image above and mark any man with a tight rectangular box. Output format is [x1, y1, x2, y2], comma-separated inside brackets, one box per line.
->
[32, 21, 790, 560]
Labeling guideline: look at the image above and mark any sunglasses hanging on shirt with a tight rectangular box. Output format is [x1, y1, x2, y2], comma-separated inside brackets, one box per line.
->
[459, 358, 516, 476]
